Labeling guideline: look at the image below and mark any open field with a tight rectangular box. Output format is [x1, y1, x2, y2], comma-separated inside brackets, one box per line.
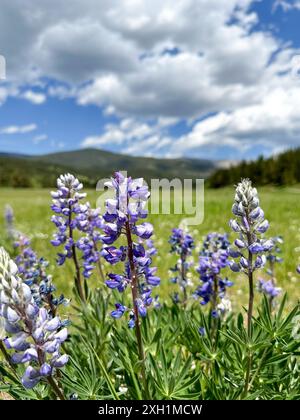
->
[1, 186, 299, 311]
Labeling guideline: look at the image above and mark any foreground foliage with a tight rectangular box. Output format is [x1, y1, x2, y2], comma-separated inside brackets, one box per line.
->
[0, 174, 299, 400]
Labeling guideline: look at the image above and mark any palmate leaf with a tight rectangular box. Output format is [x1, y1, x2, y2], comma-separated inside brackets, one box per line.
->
[149, 347, 200, 400]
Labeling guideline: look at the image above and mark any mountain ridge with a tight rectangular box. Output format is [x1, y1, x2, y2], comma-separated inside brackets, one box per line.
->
[0, 148, 220, 188]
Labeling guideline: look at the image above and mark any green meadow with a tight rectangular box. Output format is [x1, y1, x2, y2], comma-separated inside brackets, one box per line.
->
[0, 186, 299, 311]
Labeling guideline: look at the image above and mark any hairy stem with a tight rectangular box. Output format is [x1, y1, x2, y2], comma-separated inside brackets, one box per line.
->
[47, 376, 66, 400]
[125, 221, 149, 399]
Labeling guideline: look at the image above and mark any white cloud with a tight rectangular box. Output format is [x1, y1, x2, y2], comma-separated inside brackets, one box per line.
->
[0, 87, 8, 105]
[273, 1, 300, 12]
[82, 117, 172, 156]
[0, 123, 37, 135]
[1, 0, 300, 158]
[21, 90, 46, 104]
[167, 85, 300, 158]
[33, 134, 48, 143]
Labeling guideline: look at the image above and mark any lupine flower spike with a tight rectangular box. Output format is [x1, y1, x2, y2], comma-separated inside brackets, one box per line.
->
[0, 247, 68, 399]
[229, 179, 273, 335]
[74, 203, 106, 281]
[50, 174, 87, 302]
[169, 228, 194, 304]
[101, 171, 160, 398]
[195, 233, 232, 321]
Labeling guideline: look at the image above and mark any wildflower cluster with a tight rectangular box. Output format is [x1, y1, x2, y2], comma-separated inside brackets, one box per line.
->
[0, 248, 68, 392]
[101, 172, 160, 328]
[194, 233, 232, 317]
[169, 228, 194, 303]
[14, 234, 67, 314]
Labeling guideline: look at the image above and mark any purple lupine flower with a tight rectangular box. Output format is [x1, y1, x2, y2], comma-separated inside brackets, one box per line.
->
[266, 236, 283, 276]
[14, 234, 67, 315]
[101, 246, 126, 265]
[74, 205, 106, 280]
[4, 205, 17, 240]
[198, 327, 206, 336]
[257, 236, 284, 304]
[258, 279, 281, 298]
[102, 171, 160, 327]
[229, 179, 272, 333]
[194, 233, 232, 317]
[50, 174, 88, 301]
[111, 303, 126, 318]
[0, 248, 68, 392]
[169, 228, 194, 303]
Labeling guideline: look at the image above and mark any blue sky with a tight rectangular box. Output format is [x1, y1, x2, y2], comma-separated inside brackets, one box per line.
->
[0, 0, 300, 161]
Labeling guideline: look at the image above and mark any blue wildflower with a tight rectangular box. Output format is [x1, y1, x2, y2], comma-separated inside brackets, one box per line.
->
[102, 172, 160, 328]
[169, 228, 194, 303]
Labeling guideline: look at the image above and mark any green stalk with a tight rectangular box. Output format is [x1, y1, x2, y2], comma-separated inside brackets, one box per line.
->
[125, 221, 149, 399]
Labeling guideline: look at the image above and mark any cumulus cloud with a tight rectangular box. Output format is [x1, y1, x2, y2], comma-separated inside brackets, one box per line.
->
[82, 118, 172, 156]
[1, 0, 300, 158]
[21, 90, 46, 104]
[0, 124, 37, 135]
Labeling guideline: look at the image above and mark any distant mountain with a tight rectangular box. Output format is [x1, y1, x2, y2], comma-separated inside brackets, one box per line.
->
[0, 148, 221, 188]
[209, 148, 300, 187]
[33, 148, 216, 180]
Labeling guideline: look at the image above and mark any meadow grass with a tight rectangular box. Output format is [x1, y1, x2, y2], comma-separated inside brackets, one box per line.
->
[0, 186, 299, 312]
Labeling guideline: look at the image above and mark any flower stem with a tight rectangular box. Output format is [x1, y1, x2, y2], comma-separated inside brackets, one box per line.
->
[47, 376, 66, 400]
[211, 274, 219, 343]
[125, 221, 149, 399]
[242, 351, 252, 399]
[68, 206, 85, 302]
[180, 251, 187, 305]
[247, 261, 254, 337]
[246, 225, 254, 337]
[93, 239, 105, 283]
[249, 347, 268, 389]
[243, 245, 254, 398]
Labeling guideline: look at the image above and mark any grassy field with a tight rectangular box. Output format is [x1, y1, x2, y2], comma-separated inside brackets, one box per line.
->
[0, 186, 299, 311]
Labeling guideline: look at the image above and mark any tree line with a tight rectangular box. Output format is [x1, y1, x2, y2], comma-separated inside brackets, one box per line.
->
[209, 148, 300, 188]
